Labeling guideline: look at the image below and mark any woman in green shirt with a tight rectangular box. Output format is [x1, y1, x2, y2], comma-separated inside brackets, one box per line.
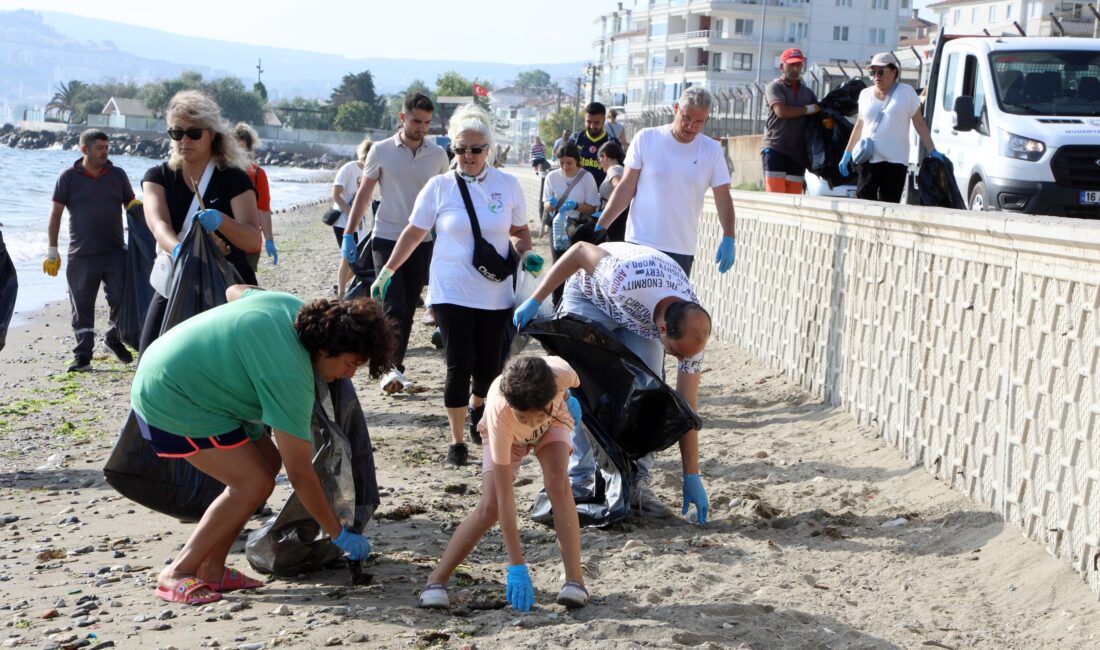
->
[132, 286, 394, 605]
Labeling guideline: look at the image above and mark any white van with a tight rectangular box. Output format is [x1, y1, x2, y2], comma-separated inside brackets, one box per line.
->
[920, 36, 1100, 217]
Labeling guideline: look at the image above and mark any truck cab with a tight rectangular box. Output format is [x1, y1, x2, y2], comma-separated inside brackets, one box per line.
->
[921, 36, 1100, 218]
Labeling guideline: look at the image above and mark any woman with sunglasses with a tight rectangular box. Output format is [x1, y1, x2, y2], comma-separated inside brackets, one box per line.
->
[139, 90, 262, 350]
[419, 355, 589, 611]
[839, 52, 945, 203]
[371, 103, 541, 467]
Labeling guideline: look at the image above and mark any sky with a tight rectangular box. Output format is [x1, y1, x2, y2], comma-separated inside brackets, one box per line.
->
[0, 0, 627, 63]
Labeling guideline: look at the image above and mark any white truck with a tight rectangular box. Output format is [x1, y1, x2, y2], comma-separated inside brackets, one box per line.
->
[919, 35, 1100, 217]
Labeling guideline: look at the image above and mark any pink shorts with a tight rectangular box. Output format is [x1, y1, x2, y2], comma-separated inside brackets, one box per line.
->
[482, 425, 573, 478]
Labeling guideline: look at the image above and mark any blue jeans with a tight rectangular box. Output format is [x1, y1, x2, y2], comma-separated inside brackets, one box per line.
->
[560, 283, 662, 490]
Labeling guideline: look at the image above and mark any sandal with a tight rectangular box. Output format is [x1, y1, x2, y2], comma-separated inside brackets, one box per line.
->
[419, 583, 450, 609]
[556, 580, 589, 608]
[212, 567, 265, 592]
[155, 577, 222, 605]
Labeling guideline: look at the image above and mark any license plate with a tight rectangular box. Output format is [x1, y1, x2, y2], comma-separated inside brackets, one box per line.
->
[1082, 191, 1100, 205]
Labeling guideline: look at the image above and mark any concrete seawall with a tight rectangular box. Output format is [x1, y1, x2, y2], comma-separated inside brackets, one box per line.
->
[512, 171, 1100, 597]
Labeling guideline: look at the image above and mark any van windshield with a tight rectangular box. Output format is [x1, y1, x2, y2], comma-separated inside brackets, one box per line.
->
[991, 50, 1100, 116]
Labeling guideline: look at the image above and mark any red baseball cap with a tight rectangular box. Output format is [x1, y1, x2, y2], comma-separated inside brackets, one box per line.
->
[780, 48, 806, 64]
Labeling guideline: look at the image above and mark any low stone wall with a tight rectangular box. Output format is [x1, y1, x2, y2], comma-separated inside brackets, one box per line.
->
[723, 134, 764, 190]
[689, 192, 1100, 596]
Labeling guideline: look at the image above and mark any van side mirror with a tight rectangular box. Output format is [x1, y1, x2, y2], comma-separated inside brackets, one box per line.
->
[952, 96, 977, 132]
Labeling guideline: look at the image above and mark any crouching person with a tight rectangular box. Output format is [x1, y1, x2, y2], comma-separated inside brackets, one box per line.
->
[131, 286, 394, 605]
[419, 356, 589, 611]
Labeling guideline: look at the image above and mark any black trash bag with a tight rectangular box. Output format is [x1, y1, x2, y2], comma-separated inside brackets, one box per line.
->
[103, 226, 243, 522]
[0, 231, 17, 353]
[524, 314, 703, 528]
[118, 203, 157, 350]
[343, 234, 376, 302]
[806, 109, 856, 190]
[819, 78, 867, 117]
[245, 376, 374, 577]
[917, 155, 966, 209]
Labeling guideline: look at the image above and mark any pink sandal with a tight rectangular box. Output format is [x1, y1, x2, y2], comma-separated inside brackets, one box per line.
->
[155, 577, 222, 605]
[212, 567, 265, 592]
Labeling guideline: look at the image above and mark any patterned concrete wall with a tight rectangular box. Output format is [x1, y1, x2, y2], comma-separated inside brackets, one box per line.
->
[687, 192, 1100, 596]
[513, 173, 1100, 595]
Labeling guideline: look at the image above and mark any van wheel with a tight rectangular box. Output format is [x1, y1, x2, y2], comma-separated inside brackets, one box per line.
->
[969, 181, 988, 211]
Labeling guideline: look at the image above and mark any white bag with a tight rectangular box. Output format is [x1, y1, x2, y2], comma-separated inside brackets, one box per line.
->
[509, 268, 554, 356]
[150, 162, 215, 298]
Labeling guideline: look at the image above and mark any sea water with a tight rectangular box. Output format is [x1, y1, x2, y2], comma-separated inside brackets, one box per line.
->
[0, 146, 332, 324]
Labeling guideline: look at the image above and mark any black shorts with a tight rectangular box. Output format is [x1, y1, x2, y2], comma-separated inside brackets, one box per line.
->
[333, 227, 360, 246]
[762, 149, 807, 180]
[135, 412, 250, 458]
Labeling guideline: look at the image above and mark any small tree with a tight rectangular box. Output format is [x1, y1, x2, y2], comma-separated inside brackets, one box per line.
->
[539, 107, 577, 150]
[47, 80, 86, 122]
[333, 100, 375, 132]
[436, 71, 492, 109]
[514, 69, 554, 94]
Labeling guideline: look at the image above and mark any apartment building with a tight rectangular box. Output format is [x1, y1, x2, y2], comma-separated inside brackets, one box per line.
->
[928, 0, 1099, 37]
[592, 0, 901, 113]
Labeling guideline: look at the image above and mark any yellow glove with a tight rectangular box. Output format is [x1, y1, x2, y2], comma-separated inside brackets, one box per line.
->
[42, 246, 61, 277]
[126, 198, 143, 209]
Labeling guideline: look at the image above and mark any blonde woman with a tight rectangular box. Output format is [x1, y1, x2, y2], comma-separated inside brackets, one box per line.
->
[330, 138, 375, 299]
[140, 90, 261, 350]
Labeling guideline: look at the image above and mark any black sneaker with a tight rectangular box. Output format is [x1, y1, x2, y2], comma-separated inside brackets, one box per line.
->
[446, 443, 469, 467]
[431, 328, 443, 350]
[67, 357, 92, 373]
[467, 404, 485, 446]
[105, 339, 133, 364]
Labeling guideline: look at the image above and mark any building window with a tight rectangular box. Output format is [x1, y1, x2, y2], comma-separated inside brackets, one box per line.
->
[835, 0, 852, 6]
[833, 25, 850, 41]
[1006, 3, 1014, 18]
[971, 7, 979, 21]
[989, 5, 997, 20]
[787, 22, 809, 42]
[714, 18, 726, 37]
[734, 18, 754, 35]
[612, 39, 629, 59]
[650, 52, 666, 72]
[630, 88, 643, 103]
[871, 0, 889, 9]
[953, 8, 961, 24]
[710, 52, 723, 71]
[869, 27, 886, 44]
[901, 0, 910, 8]
[611, 65, 627, 85]
[651, 18, 668, 38]
[731, 52, 753, 70]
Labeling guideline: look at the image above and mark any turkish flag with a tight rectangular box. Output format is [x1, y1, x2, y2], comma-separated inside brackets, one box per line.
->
[473, 83, 489, 97]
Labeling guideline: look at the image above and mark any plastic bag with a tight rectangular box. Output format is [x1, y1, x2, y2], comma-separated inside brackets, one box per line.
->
[103, 226, 242, 522]
[918, 155, 966, 209]
[806, 109, 856, 190]
[507, 269, 554, 356]
[245, 376, 378, 577]
[818, 78, 867, 117]
[118, 204, 157, 350]
[0, 232, 17, 353]
[343, 235, 376, 302]
[524, 314, 702, 527]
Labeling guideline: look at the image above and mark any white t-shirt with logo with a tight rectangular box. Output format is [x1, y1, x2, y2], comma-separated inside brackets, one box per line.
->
[331, 161, 365, 231]
[858, 82, 921, 165]
[409, 167, 527, 310]
[565, 242, 704, 373]
[624, 124, 731, 256]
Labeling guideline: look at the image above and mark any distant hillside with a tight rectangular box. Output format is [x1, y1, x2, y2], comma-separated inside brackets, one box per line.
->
[35, 11, 586, 98]
[0, 10, 218, 105]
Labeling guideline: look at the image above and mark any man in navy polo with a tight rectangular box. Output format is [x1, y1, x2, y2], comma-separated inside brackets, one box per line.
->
[43, 129, 136, 372]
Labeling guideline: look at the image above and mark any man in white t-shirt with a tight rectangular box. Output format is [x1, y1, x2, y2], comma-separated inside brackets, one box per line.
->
[514, 241, 712, 524]
[595, 87, 737, 277]
[344, 93, 450, 395]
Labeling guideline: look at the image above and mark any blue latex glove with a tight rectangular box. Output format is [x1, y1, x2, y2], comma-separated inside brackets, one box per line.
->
[333, 528, 372, 561]
[505, 564, 534, 612]
[171, 243, 182, 259]
[513, 297, 542, 329]
[265, 239, 278, 266]
[561, 199, 578, 212]
[682, 474, 709, 524]
[592, 210, 603, 219]
[566, 390, 583, 424]
[762, 147, 770, 155]
[930, 149, 947, 161]
[838, 151, 853, 177]
[547, 197, 559, 210]
[341, 233, 357, 262]
[715, 236, 736, 274]
[523, 252, 544, 275]
[195, 209, 222, 232]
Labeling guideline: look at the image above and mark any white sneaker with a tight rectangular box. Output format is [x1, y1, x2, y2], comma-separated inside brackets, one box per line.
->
[379, 369, 412, 395]
[630, 479, 674, 518]
[556, 581, 589, 608]
[419, 583, 449, 609]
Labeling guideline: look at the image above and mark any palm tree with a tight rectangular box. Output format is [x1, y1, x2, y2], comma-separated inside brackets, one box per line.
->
[47, 80, 86, 123]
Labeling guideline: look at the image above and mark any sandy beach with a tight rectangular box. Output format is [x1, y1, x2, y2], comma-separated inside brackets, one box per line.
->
[2, 199, 1099, 650]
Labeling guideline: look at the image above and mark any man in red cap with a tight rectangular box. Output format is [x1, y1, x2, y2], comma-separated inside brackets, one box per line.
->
[761, 48, 820, 194]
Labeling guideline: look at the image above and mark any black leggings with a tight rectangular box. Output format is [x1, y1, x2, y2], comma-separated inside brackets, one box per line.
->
[856, 162, 907, 204]
[433, 303, 513, 408]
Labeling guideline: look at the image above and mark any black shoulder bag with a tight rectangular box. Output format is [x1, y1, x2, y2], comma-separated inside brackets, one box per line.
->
[454, 172, 517, 283]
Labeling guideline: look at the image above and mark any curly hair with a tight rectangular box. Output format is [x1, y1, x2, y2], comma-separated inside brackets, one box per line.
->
[499, 356, 558, 412]
[294, 297, 395, 379]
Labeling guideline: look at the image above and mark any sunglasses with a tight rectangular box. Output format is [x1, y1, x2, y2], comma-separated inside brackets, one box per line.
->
[868, 68, 893, 77]
[167, 127, 206, 141]
[453, 145, 489, 155]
